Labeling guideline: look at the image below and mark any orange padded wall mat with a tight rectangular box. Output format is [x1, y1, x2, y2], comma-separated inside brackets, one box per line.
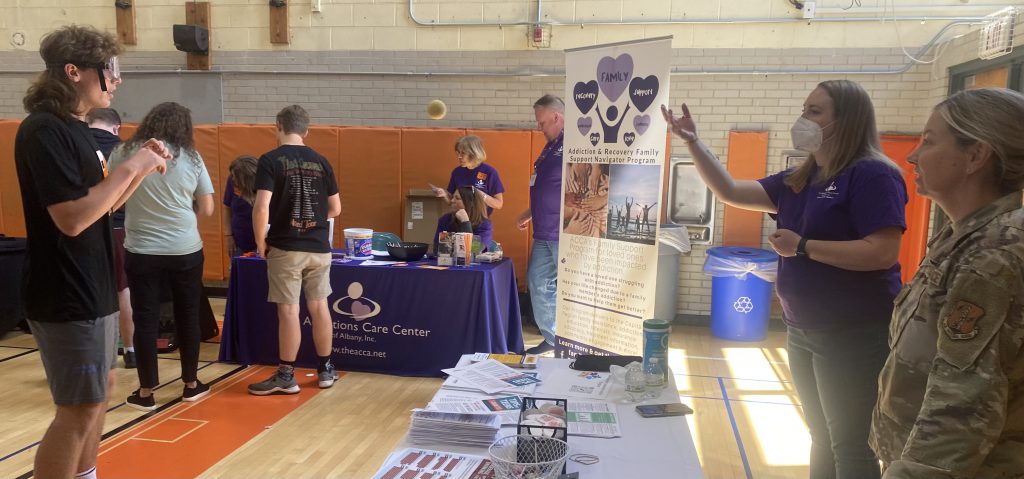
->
[337, 127, 403, 239]
[470, 129, 533, 289]
[723, 131, 768, 247]
[882, 134, 931, 283]
[0, 121, 23, 236]
[193, 125, 222, 280]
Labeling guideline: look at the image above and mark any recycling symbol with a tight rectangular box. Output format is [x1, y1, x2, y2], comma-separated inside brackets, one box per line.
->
[733, 297, 754, 314]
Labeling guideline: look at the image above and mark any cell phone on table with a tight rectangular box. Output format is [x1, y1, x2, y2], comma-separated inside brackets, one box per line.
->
[635, 403, 693, 418]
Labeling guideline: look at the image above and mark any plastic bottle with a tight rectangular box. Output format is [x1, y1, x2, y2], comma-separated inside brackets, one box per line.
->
[645, 357, 665, 396]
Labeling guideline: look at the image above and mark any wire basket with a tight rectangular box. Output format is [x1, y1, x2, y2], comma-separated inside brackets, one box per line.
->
[488, 435, 568, 479]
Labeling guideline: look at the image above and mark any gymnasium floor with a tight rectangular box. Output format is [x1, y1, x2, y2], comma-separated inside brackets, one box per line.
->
[0, 298, 810, 479]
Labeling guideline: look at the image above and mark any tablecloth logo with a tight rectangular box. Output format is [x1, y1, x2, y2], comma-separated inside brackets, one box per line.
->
[332, 282, 382, 320]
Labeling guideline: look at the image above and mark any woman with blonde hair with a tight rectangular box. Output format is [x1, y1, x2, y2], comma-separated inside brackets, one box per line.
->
[432, 134, 505, 214]
[109, 102, 215, 412]
[663, 79, 908, 479]
[871, 88, 1024, 478]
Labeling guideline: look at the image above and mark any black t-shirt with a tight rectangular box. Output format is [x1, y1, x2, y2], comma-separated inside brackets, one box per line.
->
[255, 145, 339, 253]
[90, 128, 126, 227]
[14, 112, 118, 323]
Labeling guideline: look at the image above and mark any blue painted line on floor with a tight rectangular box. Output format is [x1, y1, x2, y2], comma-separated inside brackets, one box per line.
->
[681, 393, 801, 407]
[719, 376, 754, 479]
[680, 372, 793, 384]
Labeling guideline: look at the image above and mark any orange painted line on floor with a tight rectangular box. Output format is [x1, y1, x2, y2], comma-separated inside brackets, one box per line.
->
[97, 366, 337, 479]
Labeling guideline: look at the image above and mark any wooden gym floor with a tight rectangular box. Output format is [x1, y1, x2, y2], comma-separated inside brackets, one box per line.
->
[0, 298, 809, 479]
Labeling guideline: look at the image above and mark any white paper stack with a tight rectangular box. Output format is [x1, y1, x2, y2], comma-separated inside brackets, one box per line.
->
[441, 359, 542, 395]
[408, 409, 503, 448]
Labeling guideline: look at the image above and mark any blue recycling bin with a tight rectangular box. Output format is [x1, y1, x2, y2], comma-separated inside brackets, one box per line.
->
[703, 246, 778, 341]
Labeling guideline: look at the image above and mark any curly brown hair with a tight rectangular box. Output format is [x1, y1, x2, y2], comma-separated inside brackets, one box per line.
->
[127, 102, 200, 168]
[23, 25, 122, 119]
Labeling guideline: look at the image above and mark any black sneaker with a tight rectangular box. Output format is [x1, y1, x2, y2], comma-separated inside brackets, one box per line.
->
[183, 381, 210, 402]
[123, 351, 137, 369]
[525, 342, 555, 355]
[248, 369, 300, 396]
[126, 390, 156, 412]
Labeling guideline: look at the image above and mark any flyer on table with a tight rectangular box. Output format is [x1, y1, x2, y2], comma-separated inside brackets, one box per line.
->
[556, 37, 672, 357]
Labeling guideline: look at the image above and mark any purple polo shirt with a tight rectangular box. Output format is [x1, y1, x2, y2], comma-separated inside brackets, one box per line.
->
[757, 158, 908, 329]
[530, 132, 564, 241]
[447, 163, 505, 215]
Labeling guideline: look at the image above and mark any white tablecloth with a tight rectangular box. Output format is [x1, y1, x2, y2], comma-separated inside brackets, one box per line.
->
[387, 356, 705, 479]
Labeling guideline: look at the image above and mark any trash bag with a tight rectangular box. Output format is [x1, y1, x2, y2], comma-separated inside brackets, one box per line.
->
[702, 246, 778, 282]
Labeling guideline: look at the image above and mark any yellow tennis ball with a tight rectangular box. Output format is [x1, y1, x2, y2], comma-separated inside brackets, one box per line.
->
[427, 99, 447, 120]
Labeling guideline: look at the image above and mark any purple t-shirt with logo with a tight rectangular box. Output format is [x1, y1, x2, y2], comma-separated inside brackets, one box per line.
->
[757, 158, 908, 329]
[447, 163, 505, 215]
[530, 133, 564, 241]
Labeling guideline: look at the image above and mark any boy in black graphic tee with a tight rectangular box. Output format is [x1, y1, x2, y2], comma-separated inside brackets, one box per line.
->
[249, 105, 342, 395]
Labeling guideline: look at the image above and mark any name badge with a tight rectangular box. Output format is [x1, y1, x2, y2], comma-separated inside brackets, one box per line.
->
[529, 173, 537, 186]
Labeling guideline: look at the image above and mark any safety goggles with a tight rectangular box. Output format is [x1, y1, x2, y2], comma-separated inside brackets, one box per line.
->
[79, 56, 121, 92]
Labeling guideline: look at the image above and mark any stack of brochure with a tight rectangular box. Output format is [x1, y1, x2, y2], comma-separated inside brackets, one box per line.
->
[441, 359, 542, 395]
[408, 410, 503, 448]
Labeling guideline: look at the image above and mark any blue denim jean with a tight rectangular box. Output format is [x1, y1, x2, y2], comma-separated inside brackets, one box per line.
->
[788, 322, 889, 479]
[527, 239, 559, 345]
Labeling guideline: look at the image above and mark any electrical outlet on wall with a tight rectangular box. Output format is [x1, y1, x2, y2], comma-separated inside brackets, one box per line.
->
[802, 1, 816, 19]
[312, 0, 322, 13]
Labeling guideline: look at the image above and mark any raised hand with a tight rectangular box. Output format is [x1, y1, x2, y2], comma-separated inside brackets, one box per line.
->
[660, 103, 699, 143]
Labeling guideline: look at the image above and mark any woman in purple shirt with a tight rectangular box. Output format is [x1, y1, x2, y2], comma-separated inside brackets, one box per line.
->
[663, 80, 907, 479]
[433, 186, 493, 254]
[222, 155, 258, 257]
[432, 135, 505, 214]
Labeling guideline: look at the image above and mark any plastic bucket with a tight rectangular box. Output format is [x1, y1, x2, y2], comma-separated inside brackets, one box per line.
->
[704, 246, 778, 341]
[344, 228, 373, 259]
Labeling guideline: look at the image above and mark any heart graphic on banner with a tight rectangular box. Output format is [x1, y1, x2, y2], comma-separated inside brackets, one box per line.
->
[628, 75, 659, 112]
[596, 54, 633, 102]
[352, 300, 372, 318]
[589, 132, 601, 146]
[577, 117, 593, 135]
[624, 132, 636, 146]
[633, 115, 651, 135]
[573, 81, 599, 114]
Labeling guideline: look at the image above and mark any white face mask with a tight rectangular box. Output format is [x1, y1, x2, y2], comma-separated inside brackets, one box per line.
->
[791, 116, 831, 153]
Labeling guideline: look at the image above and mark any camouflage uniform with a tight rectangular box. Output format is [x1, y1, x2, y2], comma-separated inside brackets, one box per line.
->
[870, 192, 1024, 478]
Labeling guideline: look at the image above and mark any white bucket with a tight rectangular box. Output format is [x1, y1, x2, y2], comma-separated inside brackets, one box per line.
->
[344, 228, 373, 259]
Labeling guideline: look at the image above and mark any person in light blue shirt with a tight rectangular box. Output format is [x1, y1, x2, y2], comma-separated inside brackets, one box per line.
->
[107, 102, 214, 412]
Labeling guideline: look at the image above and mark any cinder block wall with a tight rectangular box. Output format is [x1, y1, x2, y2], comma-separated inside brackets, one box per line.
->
[2, 0, 1022, 318]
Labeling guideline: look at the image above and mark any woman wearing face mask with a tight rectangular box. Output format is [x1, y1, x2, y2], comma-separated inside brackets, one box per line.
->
[662, 79, 907, 479]
[870, 88, 1024, 478]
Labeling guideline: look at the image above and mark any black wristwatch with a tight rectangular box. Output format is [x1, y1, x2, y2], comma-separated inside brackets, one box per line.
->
[796, 237, 809, 257]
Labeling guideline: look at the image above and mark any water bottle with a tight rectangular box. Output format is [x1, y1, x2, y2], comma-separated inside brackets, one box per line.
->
[644, 357, 665, 396]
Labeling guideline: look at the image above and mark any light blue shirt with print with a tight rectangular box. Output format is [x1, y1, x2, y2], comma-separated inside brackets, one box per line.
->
[108, 144, 214, 255]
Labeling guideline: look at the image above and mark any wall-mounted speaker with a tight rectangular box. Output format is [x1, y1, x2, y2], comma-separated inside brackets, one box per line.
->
[173, 24, 209, 55]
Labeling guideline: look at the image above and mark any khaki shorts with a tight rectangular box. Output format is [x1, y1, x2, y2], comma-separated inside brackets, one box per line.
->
[266, 249, 333, 304]
[29, 312, 118, 405]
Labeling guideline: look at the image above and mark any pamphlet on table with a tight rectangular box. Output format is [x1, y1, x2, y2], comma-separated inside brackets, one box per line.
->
[567, 400, 621, 438]
[427, 394, 523, 426]
[408, 410, 502, 448]
[372, 448, 496, 479]
[442, 359, 542, 394]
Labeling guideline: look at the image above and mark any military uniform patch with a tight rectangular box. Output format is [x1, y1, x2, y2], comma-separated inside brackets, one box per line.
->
[943, 300, 983, 340]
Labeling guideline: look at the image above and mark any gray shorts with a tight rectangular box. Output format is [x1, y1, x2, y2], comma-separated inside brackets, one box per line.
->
[29, 312, 118, 405]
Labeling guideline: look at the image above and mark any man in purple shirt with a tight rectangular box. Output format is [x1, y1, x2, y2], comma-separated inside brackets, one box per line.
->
[517, 95, 564, 354]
